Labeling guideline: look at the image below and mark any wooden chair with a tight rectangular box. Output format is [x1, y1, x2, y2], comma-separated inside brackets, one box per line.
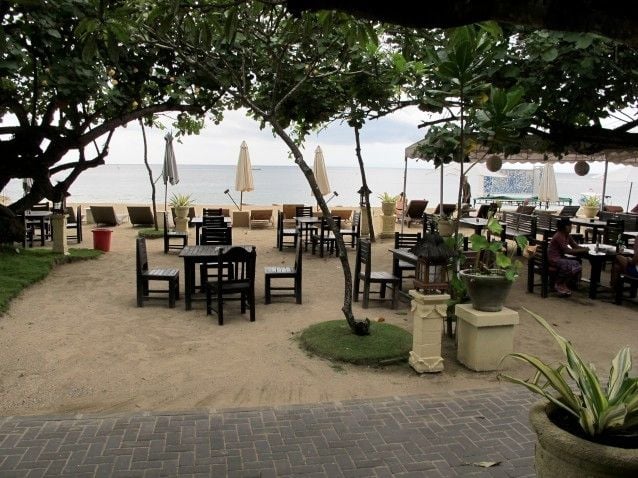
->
[394, 232, 422, 290]
[295, 206, 313, 218]
[615, 274, 638, 305]
[202, 215, 226, 228]
[200, 226, 233, 287]
[136, 237, 180, 308]
[526, 238, 555, 298]
[276, 210, 298, 251]
[205, 246, 257, 325]
[127, 206, 155, 226]
[30, 202, 50, 211]
[403, 200, 428, 227]
[65, 206, 83, 243]
[340, 211, 360, 248]
[163, 213, 188, 254]
[353, 239, 400, 309]
[203, 208, 222, 217]
[311, 216, 341, 257]
[265, 239, 302, 304]
[422, 213, 437, 235]
[516, 205, 536, 215]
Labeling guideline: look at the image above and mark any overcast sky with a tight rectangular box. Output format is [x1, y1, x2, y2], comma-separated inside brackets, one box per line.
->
[103, 106, 617, 175]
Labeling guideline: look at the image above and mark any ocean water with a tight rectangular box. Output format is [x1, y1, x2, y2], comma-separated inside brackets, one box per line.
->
[1, 164, 632, 209]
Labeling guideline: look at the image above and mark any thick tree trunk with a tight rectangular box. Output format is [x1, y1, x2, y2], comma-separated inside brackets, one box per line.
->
[139, 120, 158, 230]
[270, 119, 370, 335]
[353, 126, 375, 242]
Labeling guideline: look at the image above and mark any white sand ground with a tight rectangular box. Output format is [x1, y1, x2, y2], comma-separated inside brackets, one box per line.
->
[1, 204, 637, 416]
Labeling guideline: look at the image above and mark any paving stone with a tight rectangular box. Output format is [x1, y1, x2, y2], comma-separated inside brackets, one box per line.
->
[0, 388, 537, 477]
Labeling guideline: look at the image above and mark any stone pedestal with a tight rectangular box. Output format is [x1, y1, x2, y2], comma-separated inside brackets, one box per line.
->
[455, 303, 519, 371]
[378, 214, 396, 239]
[232, 211, 250, 228]
[408, 290, 448, 373]
[51, 213, 68, 255]
[174, 217, 189, 233]
[85, 208, 94, 224]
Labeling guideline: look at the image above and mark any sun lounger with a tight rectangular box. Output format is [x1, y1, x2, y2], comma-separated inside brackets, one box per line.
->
[90, 206, 128, 226]
[249, 209, 274, 229]
[127, 206, 155, 226]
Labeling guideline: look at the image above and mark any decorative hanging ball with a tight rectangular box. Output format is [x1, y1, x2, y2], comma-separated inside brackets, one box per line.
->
[574, 160, 590, 176]
[486, 154, 502, 172]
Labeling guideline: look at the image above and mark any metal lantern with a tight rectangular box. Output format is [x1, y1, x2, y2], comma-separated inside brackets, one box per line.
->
[574, 160, 590, 176]
[486, 154, 503, 172]
[358, 185, 371, 208]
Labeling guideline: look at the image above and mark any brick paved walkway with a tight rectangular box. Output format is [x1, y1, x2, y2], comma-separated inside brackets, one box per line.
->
[0, 387, 536, 477]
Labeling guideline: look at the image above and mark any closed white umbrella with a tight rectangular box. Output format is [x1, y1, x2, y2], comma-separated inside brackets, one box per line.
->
[235, 140, 254, 211]
[162, 132, 179, 212]
[538, 163, 558, 207]
[313, 146, 331, 196]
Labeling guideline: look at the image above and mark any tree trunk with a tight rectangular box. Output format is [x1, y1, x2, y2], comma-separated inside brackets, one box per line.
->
[270, 119, 370, 335]
[139, 119, 158, 230]
[353, 126, 375, 242]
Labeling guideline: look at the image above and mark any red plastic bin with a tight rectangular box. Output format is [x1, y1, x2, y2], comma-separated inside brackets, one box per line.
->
[92, 228, 112, 252]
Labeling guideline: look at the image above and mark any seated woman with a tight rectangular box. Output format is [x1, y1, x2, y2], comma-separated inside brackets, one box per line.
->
[548, 219, 588, 296]
[612, 240, 638, 287]
[395, 192, 407, 218]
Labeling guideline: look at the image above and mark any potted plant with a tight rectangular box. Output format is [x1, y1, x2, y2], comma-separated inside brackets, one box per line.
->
[500, 309, 638, 477]
[377, 192, 398, 216]
[170, 193, 193, 219]
[458, 215, 528, 311]
[581, 195, 600, 218]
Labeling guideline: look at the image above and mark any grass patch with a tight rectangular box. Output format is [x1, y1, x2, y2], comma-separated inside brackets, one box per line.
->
[137, 228, 164, 239]
[299, 320, 412, 366]
[0, 247, 102, 314]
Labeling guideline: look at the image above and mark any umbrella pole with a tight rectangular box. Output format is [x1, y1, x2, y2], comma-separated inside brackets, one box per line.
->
[164, 184, 168, 218]
[628, 182, 633, 212]
[440, 163, 444, 213]
[601, 156, 609, 211]
[400, 155, 408, 234]
[239, 191, 243, 211]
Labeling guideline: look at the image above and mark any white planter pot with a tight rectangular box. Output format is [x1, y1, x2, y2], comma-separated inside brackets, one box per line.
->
[381, 201, 395, 216]
[174, 206, 190, 219]
[581, 205, 599, 218]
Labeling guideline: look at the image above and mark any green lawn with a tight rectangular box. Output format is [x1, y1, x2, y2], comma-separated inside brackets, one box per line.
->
[0, 247, 102, 313]
[299, 320, 413, 365]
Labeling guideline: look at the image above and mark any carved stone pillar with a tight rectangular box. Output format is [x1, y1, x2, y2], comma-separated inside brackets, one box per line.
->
[408, 290, 447, 373]
[360, 207, 370, 237]
[51, 213, 68, 255]
[378, 214, 396, 239]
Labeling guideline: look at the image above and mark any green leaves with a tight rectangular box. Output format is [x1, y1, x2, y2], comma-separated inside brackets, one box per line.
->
[500, 308, 638, 438]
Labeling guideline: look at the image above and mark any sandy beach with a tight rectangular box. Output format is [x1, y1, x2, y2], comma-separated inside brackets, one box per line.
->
[1, 203, 637, 417]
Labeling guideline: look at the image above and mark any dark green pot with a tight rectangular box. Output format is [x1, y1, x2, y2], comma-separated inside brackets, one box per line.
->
[459, 269, 513, 312]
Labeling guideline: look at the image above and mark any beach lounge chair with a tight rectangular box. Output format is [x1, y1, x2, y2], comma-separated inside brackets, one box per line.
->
[433, 203, 457, 217]
[249, 209, 273, 229]
[353, 239, 399, 309]
[127, 206, 155, 226]
[265, 239, 302, 304]
[65, 206, 83, 243]
[282, 204, 303, 228]
[91, 206, 128, 226]
[403, 200, 428, 227]
[558, 205, 580, 217]
[330, 209, 352, 222]
[136, 237, 180, 308]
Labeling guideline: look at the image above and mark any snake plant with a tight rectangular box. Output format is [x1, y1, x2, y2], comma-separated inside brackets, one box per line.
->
[500, 308, 638, 438]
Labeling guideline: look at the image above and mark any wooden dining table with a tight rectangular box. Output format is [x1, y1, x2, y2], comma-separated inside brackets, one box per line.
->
[294, 216, 321, 250]
[570, 217, 607, 242]
[179, 244, 255, 310]
[459, 217, 489, 236]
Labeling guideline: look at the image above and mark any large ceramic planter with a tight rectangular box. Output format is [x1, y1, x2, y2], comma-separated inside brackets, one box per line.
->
[581, 205, 599, 218]
[381, 201, 396, 216]
[459, 269, 513, 312]
[174, 206, 190, 219]
[437, 219, 455, 237]
[530, 402, 638, 477]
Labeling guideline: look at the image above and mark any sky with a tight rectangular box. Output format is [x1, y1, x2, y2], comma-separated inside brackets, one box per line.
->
[104, 106, 619, 175]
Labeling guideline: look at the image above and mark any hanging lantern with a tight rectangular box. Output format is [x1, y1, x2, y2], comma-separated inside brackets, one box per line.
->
[486, 155, 502, 172]
[574, 160, 590, 176]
